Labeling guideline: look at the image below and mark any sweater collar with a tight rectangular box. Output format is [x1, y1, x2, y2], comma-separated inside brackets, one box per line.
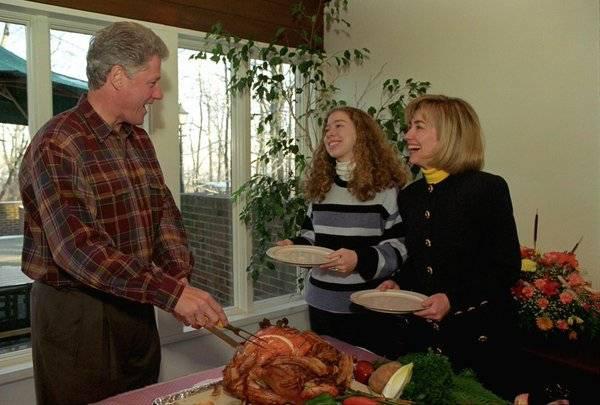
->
[422, 167, 450, 184]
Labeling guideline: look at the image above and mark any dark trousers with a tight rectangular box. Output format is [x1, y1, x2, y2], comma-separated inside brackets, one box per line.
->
[308, 305, 410, 360]
[31, 282, 161, 405]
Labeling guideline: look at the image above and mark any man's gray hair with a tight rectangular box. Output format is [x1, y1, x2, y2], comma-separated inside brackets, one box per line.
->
[86, 21, 168, 90]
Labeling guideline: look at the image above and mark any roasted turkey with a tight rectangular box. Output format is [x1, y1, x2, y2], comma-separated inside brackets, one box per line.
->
[222, 319, 354, 404]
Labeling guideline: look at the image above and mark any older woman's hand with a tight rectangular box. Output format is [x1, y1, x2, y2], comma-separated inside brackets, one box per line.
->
[414, 293, 450, 321]
[276, 239, 293, 246]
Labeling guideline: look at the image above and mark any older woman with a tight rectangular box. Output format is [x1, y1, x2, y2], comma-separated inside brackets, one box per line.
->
[378, 94, 523, 399]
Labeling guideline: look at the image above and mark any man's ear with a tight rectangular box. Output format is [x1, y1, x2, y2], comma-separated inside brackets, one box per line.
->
[108, 65, 126, 90]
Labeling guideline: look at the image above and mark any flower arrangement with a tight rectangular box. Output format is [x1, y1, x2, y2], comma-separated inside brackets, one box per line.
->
[511, 245, 600, 343]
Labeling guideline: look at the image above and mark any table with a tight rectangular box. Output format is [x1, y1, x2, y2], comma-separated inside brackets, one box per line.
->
[95, 336, 382, 404]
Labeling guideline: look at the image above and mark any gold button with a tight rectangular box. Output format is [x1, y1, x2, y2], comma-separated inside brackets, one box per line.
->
[426, 266, 433, 274]
[425, 239, 432, 247]
[428, 184, 434, 193]
[424, 210, 431, 219]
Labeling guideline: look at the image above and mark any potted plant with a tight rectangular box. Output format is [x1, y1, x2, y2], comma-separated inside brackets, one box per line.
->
[195, 0, 430, 280]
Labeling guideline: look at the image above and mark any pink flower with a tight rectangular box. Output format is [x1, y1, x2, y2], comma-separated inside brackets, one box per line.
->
[534, 279, 546, 289]
[537, 298, 549, 310]
[559, 292, 574, 304]
[555, 320, 569, 330]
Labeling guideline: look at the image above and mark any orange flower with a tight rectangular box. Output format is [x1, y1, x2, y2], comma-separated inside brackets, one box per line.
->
[536, 317, 553, 331]
[536, 298, 549, 310]
[534, 278, 546, 289]
[559, 291, 574, 304]
[568, 331, 578, 340]
[520, 246, 536, 259]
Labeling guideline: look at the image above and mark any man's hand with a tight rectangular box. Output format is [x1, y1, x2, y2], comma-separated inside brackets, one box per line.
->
[173, 285, 228, 329]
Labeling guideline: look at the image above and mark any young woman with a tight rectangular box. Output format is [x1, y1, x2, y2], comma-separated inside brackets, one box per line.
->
[378, 94, 524, 399]
[278, 106, 409, 358]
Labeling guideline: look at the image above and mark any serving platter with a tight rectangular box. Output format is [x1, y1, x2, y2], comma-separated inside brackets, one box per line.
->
[152, 378, 239, 405]
[266, 245, 333, 266]
[153, 378, 373, 405]
[350, 289, 428, 314]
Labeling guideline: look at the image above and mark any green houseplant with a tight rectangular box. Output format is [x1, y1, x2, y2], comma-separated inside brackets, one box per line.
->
[195, 0, 430, 281]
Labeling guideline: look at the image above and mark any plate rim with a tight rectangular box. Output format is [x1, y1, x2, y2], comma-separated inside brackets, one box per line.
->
[350, 289, 427, 314]
[266, 245, 334, 266]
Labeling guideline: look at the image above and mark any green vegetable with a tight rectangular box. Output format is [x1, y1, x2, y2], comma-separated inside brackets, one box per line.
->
[398, 350, 454, 404]
[305, 393, 338, 405]
[450, 370, 508, 404]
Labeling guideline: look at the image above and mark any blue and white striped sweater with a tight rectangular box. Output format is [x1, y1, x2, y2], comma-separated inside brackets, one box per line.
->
[292, 176, 407, 313]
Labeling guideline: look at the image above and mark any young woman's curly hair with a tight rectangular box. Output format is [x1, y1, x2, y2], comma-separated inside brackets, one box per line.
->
[303, 106, 409, 202]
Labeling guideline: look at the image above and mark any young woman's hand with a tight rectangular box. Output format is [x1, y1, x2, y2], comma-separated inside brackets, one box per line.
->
[320, 248, 357, 273]
[376, 279, 400, 291]
[414, 293, 450, 321]
[276, 239, 293, 246]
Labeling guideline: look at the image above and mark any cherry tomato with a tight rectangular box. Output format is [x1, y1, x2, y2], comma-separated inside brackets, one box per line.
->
[353, 360, 375, 385]
[342, 396, 379, 405]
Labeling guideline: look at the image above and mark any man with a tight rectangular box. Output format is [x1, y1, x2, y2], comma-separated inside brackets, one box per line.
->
[19, 21, 227, 405]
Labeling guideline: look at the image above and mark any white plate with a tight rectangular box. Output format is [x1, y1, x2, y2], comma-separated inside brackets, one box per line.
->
[350, 289, 428, 314]
[266, 245, 334, 266]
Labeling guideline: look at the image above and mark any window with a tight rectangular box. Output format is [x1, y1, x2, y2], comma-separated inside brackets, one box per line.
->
[49, 28, 89, 115]
[178, 47, 233, 306]
[249, 59, 299, 300]
[0, 20, 31, 354]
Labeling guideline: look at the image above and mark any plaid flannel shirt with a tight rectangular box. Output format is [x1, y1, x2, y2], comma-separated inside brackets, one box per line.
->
[18, 95, 192, 311]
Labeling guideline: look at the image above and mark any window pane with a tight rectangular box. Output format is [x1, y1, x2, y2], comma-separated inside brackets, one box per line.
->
[250, 60, 299, 300]
[0, 21, 32, 354]
[178, 48, 233, 306]
[50, 29, 89, 115]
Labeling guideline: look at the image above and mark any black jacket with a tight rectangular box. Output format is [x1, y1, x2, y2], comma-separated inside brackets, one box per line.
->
[394, 170, 522, 397]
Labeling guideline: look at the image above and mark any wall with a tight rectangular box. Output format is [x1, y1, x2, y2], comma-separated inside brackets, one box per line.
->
[325, 0, 600, 287]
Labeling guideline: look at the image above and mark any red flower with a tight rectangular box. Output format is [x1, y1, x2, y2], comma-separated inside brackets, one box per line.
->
[520, 246, 536, 259]
[540, 280, 560, 296]
[537, 298, 549, 310]
[559, 292, 574, 305]
[567, 273, 585, 287]
[555, 320, 569, 330]
[539, 251, 579, 269]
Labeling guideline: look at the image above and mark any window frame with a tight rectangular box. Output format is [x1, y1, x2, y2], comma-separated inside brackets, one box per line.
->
[0, 0, 306, 383]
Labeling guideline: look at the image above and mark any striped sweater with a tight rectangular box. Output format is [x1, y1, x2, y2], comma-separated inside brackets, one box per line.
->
[292, 176, 407, 313]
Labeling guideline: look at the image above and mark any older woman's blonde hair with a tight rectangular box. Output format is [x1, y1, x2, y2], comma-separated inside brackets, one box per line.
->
[405, 95, 484, 173]
[303, 106, 408, 202]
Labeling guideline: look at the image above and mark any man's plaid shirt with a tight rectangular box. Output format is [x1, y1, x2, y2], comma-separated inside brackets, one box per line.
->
[19, 96, 192, 311]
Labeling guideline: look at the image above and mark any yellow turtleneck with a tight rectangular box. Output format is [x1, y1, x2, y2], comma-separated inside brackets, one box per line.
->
[422, 167, 450, 184]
